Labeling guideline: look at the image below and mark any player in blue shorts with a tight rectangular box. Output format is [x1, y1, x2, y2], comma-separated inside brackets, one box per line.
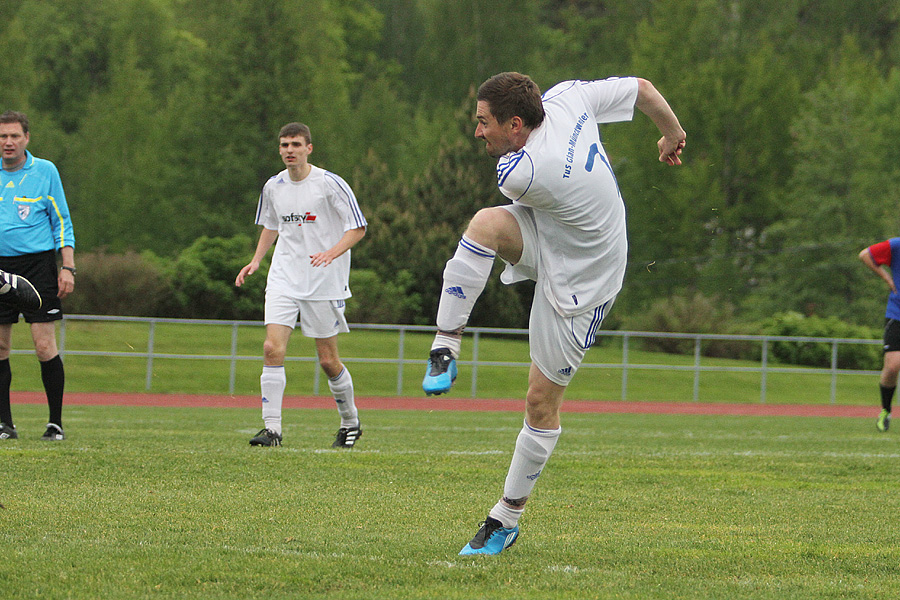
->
[859, 238, 900, 432]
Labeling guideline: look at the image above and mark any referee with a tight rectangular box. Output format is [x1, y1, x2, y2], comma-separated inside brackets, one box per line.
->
[0, 111, 76, 441]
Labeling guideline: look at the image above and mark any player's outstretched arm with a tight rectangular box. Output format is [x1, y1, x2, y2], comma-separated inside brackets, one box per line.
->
[635, 78, 686, 166]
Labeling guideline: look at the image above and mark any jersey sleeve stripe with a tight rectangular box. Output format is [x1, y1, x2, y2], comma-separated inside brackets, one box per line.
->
[325, 171, 367, 228]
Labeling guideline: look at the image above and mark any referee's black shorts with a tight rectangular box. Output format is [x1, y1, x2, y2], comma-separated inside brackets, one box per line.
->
[0, 250, 63, 324]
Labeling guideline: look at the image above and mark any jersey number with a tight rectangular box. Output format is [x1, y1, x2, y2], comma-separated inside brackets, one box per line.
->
[585, 143, 621, 197]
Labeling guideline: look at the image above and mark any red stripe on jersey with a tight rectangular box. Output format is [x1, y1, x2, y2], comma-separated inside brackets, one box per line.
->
[869, 240, 892, 265]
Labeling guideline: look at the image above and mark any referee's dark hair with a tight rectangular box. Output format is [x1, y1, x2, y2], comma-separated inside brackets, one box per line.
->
[0, 110, 29, 135]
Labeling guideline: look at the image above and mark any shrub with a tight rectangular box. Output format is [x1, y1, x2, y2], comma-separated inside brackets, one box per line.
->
[346, 269, 423, 324]
[63, 250, 173, 316]
[759, 312, 881, 370]
[625, 292, 755, 359]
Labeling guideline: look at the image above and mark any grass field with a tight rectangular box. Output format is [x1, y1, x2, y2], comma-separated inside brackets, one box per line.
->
[4, 319, 882, 405]
[1, 403, 898, 599]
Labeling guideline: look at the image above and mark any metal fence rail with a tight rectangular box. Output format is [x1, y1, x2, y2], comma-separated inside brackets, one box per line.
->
[12, 315, 881, 402]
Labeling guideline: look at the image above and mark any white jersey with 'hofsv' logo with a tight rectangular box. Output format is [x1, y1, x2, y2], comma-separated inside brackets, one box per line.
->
[255, 165, 366, 300]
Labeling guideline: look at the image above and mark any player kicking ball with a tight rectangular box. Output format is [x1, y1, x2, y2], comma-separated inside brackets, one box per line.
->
[236, 122, 367, 449]
[423, 72, 685, 555]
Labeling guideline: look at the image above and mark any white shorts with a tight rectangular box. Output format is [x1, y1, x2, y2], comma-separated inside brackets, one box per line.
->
[530, 291, 613, 386]
[264, 292, 349, 338]
[500, 203, 614, 386]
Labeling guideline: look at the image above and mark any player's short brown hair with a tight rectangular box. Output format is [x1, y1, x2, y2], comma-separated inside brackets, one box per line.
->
[278, 122, 311, 144]
[477, 72, 545, 129]
[0, 110, 29, 135]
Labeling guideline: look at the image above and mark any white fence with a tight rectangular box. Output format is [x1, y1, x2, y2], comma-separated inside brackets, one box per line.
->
[16, 315, 879, 403]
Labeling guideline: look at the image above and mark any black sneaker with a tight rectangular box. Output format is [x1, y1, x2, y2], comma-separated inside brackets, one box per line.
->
[249, 428, 282, 446]
[0, 269, 42, 311]
[332, 426, 362, 448]
[41, 423, 65, 441]
[0, 423, 18, 439]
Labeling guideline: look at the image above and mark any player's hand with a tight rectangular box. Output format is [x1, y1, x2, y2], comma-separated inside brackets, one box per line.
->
[309, 252, 334, 268]
[57, 270, 75, 299]
[658, 135, 686, 166]
[235, 263, 257, 287]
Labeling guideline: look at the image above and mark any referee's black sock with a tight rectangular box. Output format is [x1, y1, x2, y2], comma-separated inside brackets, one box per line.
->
[40, 355, 64, 428]
[880, 384, 895, 412]
[0, 358, 12, 426]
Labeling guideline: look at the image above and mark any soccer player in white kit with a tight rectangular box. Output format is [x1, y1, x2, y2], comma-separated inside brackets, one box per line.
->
[236, 123, 367, 449]
[421, 73, 686, 554]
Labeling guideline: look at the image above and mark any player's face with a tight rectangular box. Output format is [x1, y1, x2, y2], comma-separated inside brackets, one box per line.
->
[0, 122, 29, 170]
[279, 135, 312, 168]
[475, 101, 515, 158]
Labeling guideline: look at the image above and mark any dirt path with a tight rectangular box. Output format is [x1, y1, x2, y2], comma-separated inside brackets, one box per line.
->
[12, 391, 874, 418]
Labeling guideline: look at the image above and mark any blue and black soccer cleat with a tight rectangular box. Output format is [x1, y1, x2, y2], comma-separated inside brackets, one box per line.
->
[459, 517, 519, 555]
[423, 348, 457, 396]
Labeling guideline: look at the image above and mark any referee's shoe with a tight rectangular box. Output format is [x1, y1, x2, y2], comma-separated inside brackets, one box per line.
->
[0, 269, 42, 312]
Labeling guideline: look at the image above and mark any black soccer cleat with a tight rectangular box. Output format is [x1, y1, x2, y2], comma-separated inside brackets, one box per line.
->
[0, 269, 42, 312]
[40, 423, 65, 441]
[0, 423, 18, 440]
[332, 426, 362, 448]
[249, 428, 282, 446]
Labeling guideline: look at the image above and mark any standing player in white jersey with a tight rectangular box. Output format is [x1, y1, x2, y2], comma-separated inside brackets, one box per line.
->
[422, 73, 686, 554]
[236, 122, 367, 449]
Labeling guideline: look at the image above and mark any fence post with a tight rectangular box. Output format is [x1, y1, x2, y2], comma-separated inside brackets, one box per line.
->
[693, 336, 701, 402]
[621, 333, 629, 401]
[397, 327, 405, 396]
[760, 337, 768, 403]
[471, 330, 480, 398]
[830, 340, 838, 404]
[228, 322, 239, 395]
[59, 318, 66, 357]
[145, 320, 156, 391]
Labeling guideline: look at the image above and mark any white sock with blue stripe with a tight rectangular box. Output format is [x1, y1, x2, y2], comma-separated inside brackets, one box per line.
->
[489, 421, 562, 528]
[260, 365, 286, 435]
[328, 367, 358, 428]
[434, 236, 495, 356]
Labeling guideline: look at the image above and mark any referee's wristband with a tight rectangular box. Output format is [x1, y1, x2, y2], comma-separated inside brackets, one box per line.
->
[60, 266, 77, 276]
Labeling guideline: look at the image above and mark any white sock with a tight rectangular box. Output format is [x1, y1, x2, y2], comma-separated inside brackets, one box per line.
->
[431, 333, 462, 359]
[435, 236, 495, 335]
[489, 421, 562, 528]
[260, 365, 286, 435]
[328, 367, 358, 428]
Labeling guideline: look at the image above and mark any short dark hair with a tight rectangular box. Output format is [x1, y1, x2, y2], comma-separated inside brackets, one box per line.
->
[278, 122, 311, 144]
[477, 72, 544, 129]
[0, 110, 29, 134]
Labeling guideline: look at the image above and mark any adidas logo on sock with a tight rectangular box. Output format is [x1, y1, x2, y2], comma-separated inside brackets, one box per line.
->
[445, 286, 466, 299]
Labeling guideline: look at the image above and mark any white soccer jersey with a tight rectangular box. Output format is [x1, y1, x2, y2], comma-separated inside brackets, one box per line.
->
[497, 77, 639, 317]
[256, 165, 366, 300]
